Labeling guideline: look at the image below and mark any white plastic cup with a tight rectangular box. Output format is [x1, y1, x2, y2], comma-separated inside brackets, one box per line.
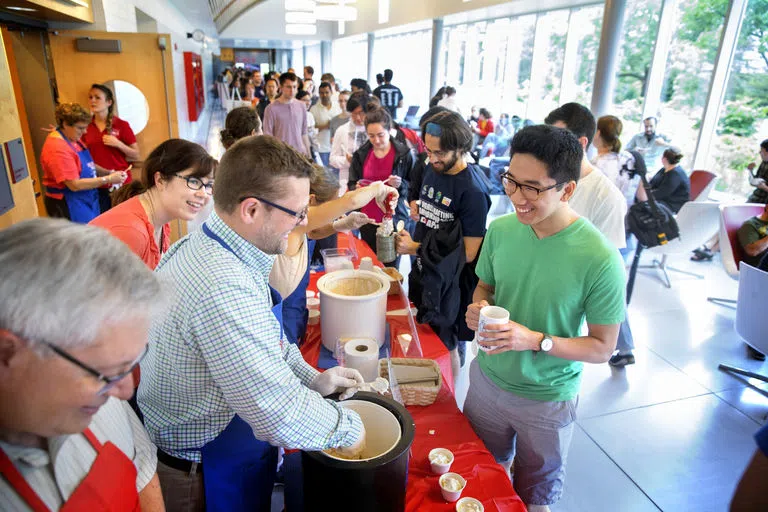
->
[439, 472, 466, 502]
[428, 448, 454, 475]
[456, 497, 484, 512]
[474, 305, 510, 353]
[308, 309, 320, 325]
[306, 297, 320, 309]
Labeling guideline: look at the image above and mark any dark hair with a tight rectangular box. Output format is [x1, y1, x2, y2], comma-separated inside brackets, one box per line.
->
[310, 165, 340, 204]
[350, 78, 371, 94]
[597, 115, 623, 153]
[55, 102, 90, 128]
[544, 102, 597, 146]
[760, 139, 768, 152]
[445, 86, 456, 96]
[478, 108, 491, 119]
[296, 90, 311, 101]
[663, 147, 683, 166]
[376, 73, 384, 85]
[265, 77, 279, 88]
[214, 135, 313, 214]
[510, 125, 583, 185]
[304, 65, 314, 76]
[220, 106, 261, 150]
[113, 139, 217, 205]
[346, 91, 374, 113]
[644, 116, 658, 124]
[321, 72, 335, 83]
[384, 69, 393, 82]
[279, 72, 298, 85]
[90, 83, 115, 133]
[418, 105, 449, 135]
[421, 110, 473, 154]
[318, 81, 332, 92]
[365, 108, 392, 130]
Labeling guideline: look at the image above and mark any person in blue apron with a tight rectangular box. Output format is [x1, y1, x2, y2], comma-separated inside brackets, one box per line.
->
[40, 102, 126, 223]
[137, 135, 369, 512]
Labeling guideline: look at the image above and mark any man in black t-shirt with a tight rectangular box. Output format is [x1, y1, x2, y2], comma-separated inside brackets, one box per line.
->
[373, 69, 404, 120]
[396, 110, 490, 384]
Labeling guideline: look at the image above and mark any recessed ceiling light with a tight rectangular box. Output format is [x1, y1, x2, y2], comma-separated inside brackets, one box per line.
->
[6, 6, 37, 11]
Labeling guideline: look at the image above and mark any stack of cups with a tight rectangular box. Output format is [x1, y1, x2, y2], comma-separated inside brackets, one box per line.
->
[307, 292, 320, 325]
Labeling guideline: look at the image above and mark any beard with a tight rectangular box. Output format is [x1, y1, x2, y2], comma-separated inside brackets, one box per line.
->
[432, 153, 459, 174]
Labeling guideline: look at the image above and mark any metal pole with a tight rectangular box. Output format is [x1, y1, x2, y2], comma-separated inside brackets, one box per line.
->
[429, 17, 444, 98]
[591, 0, 628, 116]
[367, 32, 375, 84]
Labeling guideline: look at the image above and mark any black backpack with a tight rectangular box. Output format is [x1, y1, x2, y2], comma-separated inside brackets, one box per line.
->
[625, 150, 680, 248]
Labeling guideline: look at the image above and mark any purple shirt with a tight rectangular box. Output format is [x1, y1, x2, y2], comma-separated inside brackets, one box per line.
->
[263, 99, 308, 153]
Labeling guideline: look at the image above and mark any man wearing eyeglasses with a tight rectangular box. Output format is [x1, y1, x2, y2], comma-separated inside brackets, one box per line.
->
[463, 125, 625, 512]
[0, 219, 167, 511]
[138, 135, 367, 512]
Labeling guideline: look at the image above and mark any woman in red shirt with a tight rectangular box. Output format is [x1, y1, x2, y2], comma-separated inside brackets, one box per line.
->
[41, 102, 127, 223]
[83, 83, 141, 213]
[348, 107, 413, 265]
[90, 139, 217, 269]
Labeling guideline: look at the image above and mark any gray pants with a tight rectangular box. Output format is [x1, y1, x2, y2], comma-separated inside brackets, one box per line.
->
[156, 460, 205, 512]
[463, 359, 577, 506]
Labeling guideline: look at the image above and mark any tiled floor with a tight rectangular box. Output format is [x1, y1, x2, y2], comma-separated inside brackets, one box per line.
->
[203, 111, 766, 511]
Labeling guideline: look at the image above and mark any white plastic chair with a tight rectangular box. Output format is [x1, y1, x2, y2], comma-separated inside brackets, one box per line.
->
[718, 263, 768, 384]
[643, 201, 721, 287]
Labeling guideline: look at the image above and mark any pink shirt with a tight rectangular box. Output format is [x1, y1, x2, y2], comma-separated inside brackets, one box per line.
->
[361, 145, 395, 222]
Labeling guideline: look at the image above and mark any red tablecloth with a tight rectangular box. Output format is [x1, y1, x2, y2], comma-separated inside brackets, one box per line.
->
[300, 234, 526, 512]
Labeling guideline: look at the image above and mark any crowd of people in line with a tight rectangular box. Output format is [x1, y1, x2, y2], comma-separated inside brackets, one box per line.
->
[3, 63, 768, 512]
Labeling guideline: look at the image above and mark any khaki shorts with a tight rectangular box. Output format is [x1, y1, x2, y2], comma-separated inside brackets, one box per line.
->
[463, 359, 578, 506]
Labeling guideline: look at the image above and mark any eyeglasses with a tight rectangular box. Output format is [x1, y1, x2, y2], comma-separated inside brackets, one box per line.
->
[500, 172, 567, 200]
[240, 195, 309, 225]
[44, 342, 148, 395]
[173, 174, 214, 194]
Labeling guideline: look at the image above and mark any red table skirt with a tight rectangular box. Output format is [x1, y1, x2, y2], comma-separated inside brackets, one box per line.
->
[300, 234, 526, 512]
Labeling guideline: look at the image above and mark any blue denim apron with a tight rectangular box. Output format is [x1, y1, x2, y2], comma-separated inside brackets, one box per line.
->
[200, 223, 281, 511]
[281, 238, 316, 345]
[46, 130, 100, 223]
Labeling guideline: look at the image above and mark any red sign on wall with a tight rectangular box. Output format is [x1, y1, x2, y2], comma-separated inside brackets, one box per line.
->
[184, 52, 205, 122]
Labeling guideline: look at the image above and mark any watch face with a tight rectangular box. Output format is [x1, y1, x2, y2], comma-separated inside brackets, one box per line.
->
[541, 337, 553, 352]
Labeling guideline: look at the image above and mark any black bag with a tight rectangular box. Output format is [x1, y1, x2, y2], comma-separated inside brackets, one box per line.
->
[626, 151, 680, 248]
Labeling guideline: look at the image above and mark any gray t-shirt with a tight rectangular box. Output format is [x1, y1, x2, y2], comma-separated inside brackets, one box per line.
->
[263, 100, 308, 153]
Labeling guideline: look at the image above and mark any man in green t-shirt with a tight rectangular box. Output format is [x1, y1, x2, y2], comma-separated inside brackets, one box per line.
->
[463, 125, 626, 511]
[737, 203, 768, 268]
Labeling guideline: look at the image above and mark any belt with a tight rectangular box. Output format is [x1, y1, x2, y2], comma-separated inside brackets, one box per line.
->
[157, 449, 203, 475]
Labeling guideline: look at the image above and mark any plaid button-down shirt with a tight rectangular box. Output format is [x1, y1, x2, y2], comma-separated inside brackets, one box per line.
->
[138, 212, 362, 462]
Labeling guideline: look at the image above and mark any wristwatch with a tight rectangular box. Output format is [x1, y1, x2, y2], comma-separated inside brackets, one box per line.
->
[539, 333, 554, 352]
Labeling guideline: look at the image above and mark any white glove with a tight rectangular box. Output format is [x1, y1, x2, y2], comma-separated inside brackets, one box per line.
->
[310, 366, 365, 398]
[371, 182, 399, 214]
[333, 212, 374, 232]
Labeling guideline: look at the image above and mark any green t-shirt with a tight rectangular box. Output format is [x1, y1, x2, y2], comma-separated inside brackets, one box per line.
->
[737, 217, 768, 267]
[475, 214, 626, 402]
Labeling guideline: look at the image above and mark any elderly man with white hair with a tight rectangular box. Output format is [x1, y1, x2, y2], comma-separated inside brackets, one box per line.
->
[0, 218, 167, 511]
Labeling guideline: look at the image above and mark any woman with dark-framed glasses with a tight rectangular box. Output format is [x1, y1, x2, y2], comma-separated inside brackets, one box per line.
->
[90, 139, 217, 270]
[0, 218, 170, 511]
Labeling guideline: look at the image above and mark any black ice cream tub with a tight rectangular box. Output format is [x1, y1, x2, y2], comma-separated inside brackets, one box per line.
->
[302, 391, 416, 511]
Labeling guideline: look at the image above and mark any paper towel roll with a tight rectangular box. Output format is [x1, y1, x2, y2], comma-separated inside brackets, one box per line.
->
[343, 338, 380, 382]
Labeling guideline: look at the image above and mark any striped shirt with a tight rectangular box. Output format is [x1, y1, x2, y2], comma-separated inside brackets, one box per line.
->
[0, 398, 156, 511]
[137, 211, 362, 462]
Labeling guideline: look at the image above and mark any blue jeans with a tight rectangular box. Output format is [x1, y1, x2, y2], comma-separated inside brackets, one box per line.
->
[319, 152, 330, 167]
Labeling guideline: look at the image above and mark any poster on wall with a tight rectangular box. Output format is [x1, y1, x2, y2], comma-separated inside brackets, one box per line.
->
[4, 138, 28, 183]
[0, 153, 15, 216]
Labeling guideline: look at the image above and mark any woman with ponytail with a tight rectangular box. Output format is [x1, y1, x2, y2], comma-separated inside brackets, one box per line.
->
[83, 83, 141, 212]
[90, 139, 217, 269]
[592, 115, 641, 207]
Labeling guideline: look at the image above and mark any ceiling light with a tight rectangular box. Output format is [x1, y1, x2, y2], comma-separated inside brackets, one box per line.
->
[378, 0, 389, 24]
[285, 0, 316, 11]
[317, 0, 356, 3]
[338, 20, 345, 35]
[285, 23, 318, 35]
[315, 5, 356, 21]
[6, 6, 37, 11]
[286, 11, 316, 24]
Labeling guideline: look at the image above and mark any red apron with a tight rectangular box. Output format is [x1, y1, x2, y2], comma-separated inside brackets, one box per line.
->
[0, 428, 141, 511]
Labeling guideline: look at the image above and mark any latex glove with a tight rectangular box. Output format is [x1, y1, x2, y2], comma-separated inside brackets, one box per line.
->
[371, 182, 399, 214]
[333, 212, 374, 232]
[386, 175, 402, 188]
[310, 366, 364, 398]
[334, 424, 366, 459]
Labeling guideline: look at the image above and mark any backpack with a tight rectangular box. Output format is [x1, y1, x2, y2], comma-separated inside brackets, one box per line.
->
[625, 150, 680, 248]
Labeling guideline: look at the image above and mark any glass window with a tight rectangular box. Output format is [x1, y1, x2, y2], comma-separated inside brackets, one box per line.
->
[526, 10, 569, 123]
[559, 5, 604, 106]
[331, 35, 368, 90]
[372, 28, 432, 115]
[705, 0, 768, 197]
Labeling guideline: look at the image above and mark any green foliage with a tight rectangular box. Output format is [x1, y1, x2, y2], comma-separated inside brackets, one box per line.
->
[613, 0, 662, 103]
[718, 101, 758, 137]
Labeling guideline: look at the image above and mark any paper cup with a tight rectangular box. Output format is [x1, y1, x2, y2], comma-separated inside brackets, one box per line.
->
[306, 297, 320, 309]
[439, 472, 466, 502]
[308, 309, 320, 325]
[475, 305, 509, 353]
[456, 497, 484, 512]
[428, 448, 454, 475]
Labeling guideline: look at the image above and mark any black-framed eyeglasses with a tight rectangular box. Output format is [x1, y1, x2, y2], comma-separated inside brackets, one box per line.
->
[240, 195, 309, 225]
[44, 342, 148, 396]
[173, 173, 214, 194]
[500, 172, 567, 200]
